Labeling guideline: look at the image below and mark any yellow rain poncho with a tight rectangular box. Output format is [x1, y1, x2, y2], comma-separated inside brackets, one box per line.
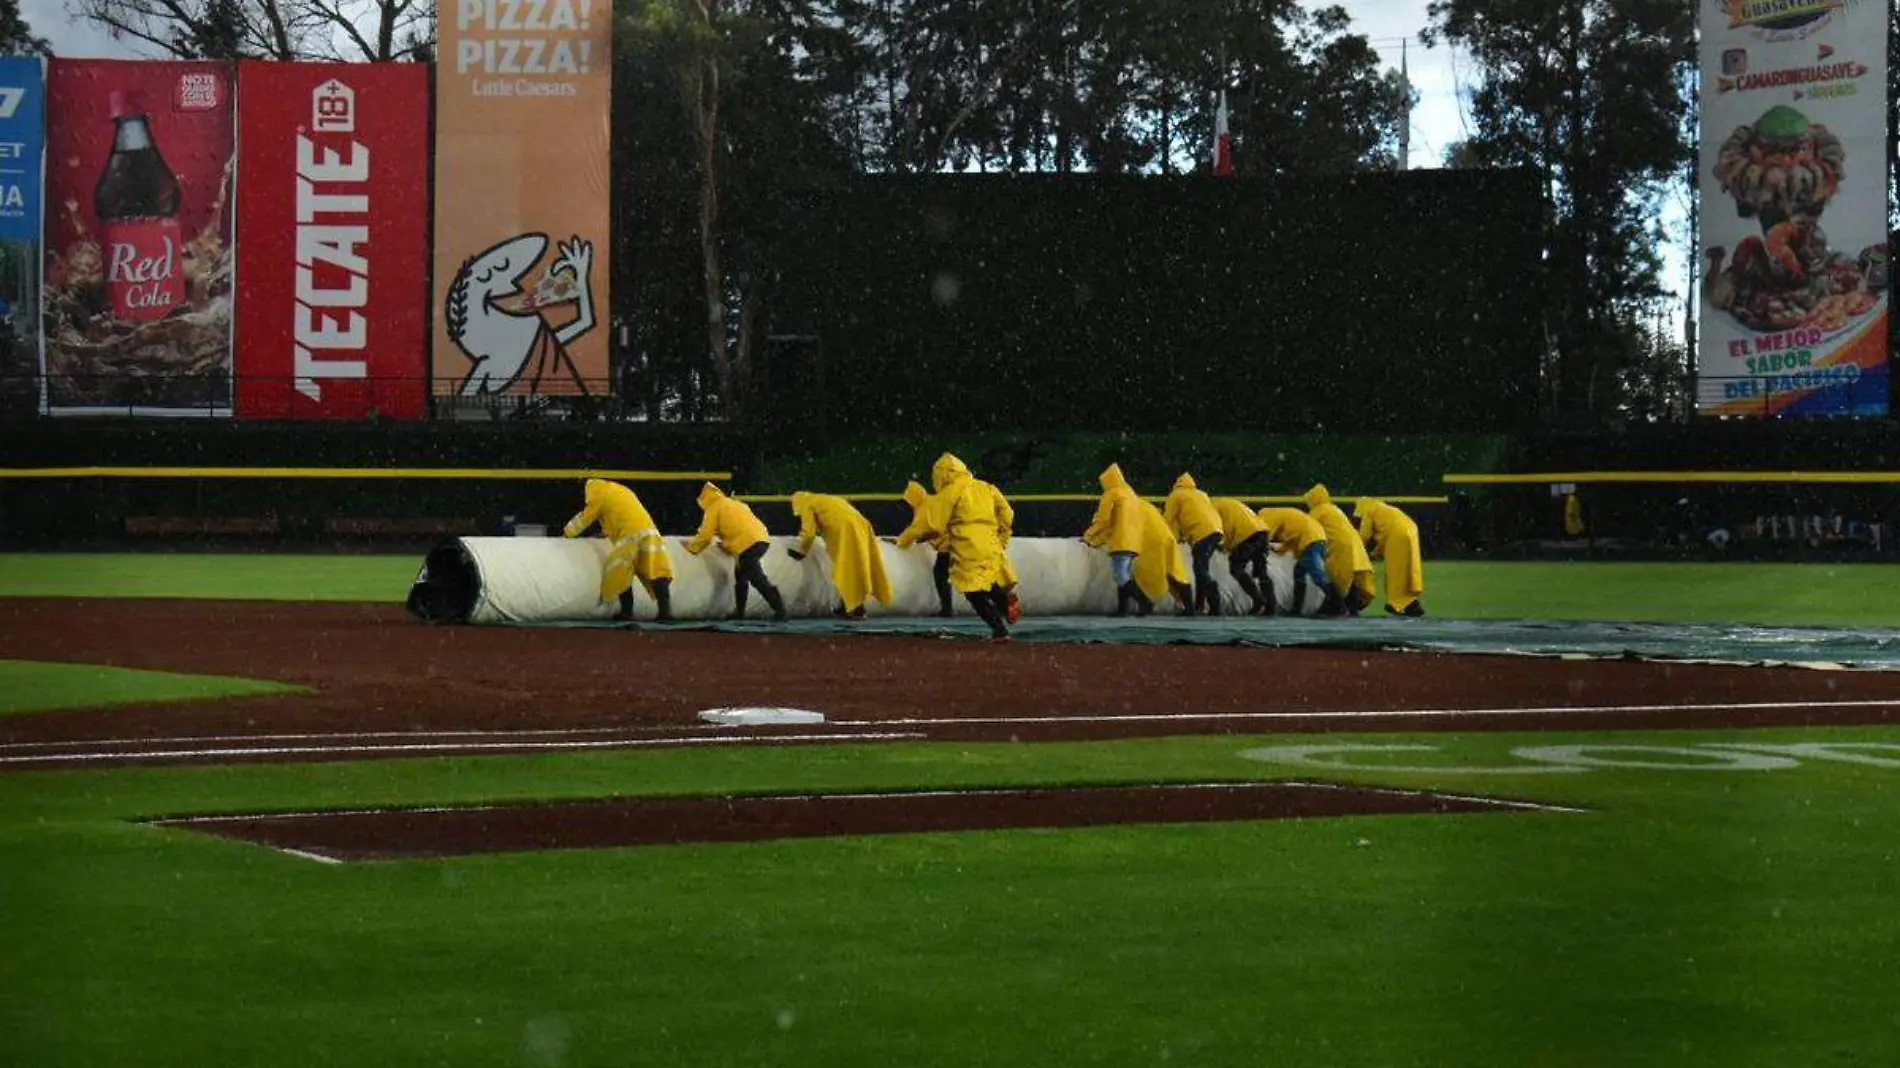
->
[1354, 498, 1425, 611]
[1084, 464, 1187, 600]
[791, 491, 893, 612]
[1302, 484, 1375, 604]
[1255, 507, 1327, 555]
[1162, 473, 1223, 545]
[1082, 463, 1144, 553]
[901, 477, 1019, 588]
[1211, 497, 1266, 553]
[895, 481, 945, 551]
[563, 478, 674, 600]
[685, 483, 770, 557]
[1135, 496, 1192, 601]
[1564, 493, 1586, 537]
[927, 453, 1018, 547]
[913, 453, 1010, 593]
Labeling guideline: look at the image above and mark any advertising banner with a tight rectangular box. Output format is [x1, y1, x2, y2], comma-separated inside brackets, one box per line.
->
[1697, 0, 1891, 416]
[431, 0, 612, 405]
[0, 57, 44, 418]
[41, 59, 235, 416]
[234, 61, 430, 420]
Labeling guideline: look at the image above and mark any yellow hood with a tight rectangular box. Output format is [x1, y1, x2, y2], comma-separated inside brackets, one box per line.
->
[1353, 497, 1384, 520]
[932, 453, 970, 492]
[1099, 463, 1129, 493]
[903, 480, 928, 508]
[1303, 484, 1332, 509]
[1173, 473, 1198, 492]
[584, 478, 610, 503]
[697, 482, 726, 511]
[790, 491, 813, 515]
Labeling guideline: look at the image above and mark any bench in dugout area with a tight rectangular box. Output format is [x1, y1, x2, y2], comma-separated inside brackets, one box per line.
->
[124, 516, 282, 535]
[323, 517, 481, 538]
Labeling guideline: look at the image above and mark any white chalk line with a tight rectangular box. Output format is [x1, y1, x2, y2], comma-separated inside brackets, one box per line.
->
[7, 697, 1899, 767]
[831, 697, 1900, 728]
[0, 731, 925, 767]
[153, 780, 1478, 823]
[266, 846, 345, 865]
[0, 723, 729, 752]
[1294, 780, 1589, 814]
[152, 780, 1582, 863]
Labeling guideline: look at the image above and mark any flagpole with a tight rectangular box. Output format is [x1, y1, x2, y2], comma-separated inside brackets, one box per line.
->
[1398, 39, 1411, 171]
[1213, 47, 1234, 177]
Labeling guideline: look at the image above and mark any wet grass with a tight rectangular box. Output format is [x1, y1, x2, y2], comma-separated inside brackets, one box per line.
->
[0, 659, 305, 716]
[2, 727, 1897, 1068]
[4, 553, 1898, 629]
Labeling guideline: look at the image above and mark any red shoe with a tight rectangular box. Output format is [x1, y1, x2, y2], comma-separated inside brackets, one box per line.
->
[989, 634, 1012, 645]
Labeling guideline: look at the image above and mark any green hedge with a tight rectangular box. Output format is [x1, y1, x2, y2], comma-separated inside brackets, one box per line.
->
[751, 432, 1511, 497]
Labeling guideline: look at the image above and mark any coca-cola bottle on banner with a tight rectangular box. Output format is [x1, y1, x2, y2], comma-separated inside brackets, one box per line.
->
[95, 89, 185, 323]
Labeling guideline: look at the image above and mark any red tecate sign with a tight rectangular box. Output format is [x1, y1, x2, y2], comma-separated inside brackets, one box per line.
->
[235, 61, 430, 419]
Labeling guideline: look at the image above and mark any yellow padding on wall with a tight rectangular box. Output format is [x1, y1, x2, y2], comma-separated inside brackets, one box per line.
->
[0, 467, 732, 482]
[1445, 471, 1900, 485]
[742, 493, 1449, 505]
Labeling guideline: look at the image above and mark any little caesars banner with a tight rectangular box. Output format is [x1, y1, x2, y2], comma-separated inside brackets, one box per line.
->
[432, 0, 611, 401]
[1698, 0, 1891, 416]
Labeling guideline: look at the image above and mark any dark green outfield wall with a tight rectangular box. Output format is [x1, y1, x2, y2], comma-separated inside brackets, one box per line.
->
[5, 419, 1899, 555]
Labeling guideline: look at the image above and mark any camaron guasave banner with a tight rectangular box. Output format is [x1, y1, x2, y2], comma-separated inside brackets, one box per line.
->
[42, 59, 234, 415]
[234, 61, 430, 419]
[1697, 0, 1890, 416]
[432, 0, 612, 402]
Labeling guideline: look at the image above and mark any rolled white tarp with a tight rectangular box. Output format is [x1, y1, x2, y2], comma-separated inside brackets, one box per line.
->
[407, 536, 1326, 624]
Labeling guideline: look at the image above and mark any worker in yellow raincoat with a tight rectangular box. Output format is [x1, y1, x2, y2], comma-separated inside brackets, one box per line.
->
[897, 479, 1022, 620]
[1354, 498, 1426, 616]
[1257, 506, 1342, 615]
[1211, 496, 1274, 615]
[910, 453, 1013, 640]
[1301, 484, 1376, 615]
[563, 478, 676, 622]
[685, 483, 787, 621]
[1085, 464, 1191, 616]
[788, 492, 893, 620]
[895, 480, 956, 617]
[1163, 473, 1225, 615]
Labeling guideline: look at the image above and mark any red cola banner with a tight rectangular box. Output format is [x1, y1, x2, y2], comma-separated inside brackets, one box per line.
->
[42, 59, 234, 415]
[234, 62, 429, 420]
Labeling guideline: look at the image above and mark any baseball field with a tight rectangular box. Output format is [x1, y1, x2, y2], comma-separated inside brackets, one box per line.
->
[5, 553, 1900, 1066]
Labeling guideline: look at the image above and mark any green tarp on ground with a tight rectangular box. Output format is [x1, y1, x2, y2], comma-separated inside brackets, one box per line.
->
[513, 615, 1900, 671]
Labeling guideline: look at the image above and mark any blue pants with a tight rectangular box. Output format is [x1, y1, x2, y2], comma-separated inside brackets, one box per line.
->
[1295, 543, 1336, 606]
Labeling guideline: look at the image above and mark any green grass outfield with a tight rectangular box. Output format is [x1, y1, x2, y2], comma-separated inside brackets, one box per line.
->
[5, 555, 1900, 1064]
[2, 730, 1899, 1067]
[0, 660, 305, 716]
[6, 552, 1900, 626]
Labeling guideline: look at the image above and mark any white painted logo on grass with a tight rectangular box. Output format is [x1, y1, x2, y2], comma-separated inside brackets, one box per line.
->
[1238, 741, 1889, 773]
[699, 708, 827, 726]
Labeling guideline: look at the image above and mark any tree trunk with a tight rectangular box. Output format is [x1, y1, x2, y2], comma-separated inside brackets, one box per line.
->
[689, 0, 736, 417]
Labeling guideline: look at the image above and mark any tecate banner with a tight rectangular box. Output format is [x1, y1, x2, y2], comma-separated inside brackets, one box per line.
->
[42, 60, 235, 416]
[0, 56, 45, 418]
[1697, 0, 1891, 417]
[234, 62, 429, 420]
[432, 0, 612, 403]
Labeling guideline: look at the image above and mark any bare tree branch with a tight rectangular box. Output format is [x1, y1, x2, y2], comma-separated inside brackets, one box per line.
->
[78, 0, 430, 63]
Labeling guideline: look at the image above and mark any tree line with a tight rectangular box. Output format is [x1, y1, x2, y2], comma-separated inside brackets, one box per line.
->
[5, 0, 1898, 425]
